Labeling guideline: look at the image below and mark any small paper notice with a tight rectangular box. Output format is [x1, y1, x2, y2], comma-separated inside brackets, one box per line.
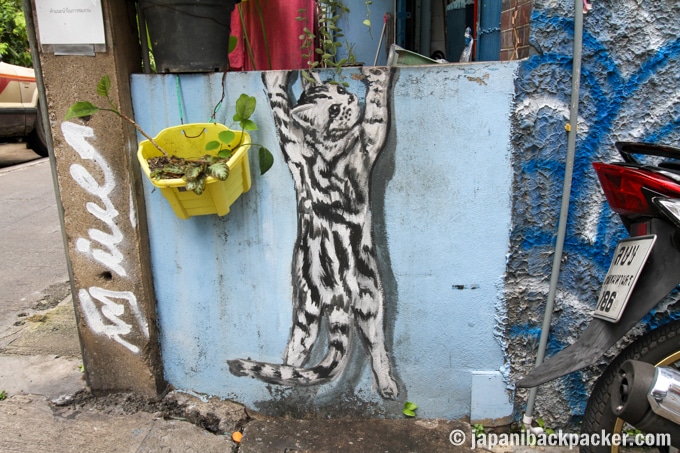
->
[35, 0, 105, 45]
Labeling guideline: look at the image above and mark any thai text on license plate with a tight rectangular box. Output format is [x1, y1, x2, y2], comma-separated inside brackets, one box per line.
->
[593, 235, 656, 323]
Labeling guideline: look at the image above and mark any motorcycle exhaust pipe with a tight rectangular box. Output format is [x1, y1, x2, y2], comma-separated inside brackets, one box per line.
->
[611, 360, 680, 447]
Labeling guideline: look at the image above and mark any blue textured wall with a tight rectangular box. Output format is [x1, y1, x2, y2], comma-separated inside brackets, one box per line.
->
[505, 0, 680, 427]
[131, 61, 518, 420]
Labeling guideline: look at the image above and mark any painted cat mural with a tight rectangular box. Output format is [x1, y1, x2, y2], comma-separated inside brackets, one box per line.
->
[228, 67, 398, 398]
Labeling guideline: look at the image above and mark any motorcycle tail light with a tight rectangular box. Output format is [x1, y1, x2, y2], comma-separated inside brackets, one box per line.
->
[593, 162, 680, 216]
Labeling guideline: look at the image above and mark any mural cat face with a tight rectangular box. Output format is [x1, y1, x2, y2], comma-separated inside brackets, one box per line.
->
[291, 83, 360, 138]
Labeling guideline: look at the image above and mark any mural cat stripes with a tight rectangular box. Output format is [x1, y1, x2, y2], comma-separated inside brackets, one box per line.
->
[228, 68, 399, 398]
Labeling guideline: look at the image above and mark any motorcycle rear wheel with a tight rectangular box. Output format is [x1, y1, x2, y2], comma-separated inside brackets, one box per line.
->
[580, 318, 680, 453]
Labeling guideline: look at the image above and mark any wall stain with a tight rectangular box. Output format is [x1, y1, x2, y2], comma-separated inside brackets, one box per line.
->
[466, 74, 490, 85]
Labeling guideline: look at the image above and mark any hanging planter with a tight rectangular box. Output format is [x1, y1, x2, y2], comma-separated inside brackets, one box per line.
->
[139, 0, 240, 73]
[137, 123, 252, 219]
[65, 75, 274, 220]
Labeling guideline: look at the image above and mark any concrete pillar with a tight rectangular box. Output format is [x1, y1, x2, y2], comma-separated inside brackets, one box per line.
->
[25, 0, 166, 397]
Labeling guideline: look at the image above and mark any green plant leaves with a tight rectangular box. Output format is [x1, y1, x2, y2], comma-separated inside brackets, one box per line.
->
[234, 94, 256, 123]
[205, 140, 221, 151]
[185, 177, 206, 195]
[240, 119, 258, 131]
[535, 417, 555, 435]
[65, 75, 121, 120]
[218, 130, 236, 145]
[206, 131, 236, 155]
[150, 162, 184, 180]
[97, 75, 111, 98]
[64, 101, 100, 120]
[184, 163, 204, 182]
[148, 154, 233, 195]
[208, 161, 230, 181]
[402, 401, 418, 417]
[0, 0, 31, 67]
[258, 147, 274, 175]
[234, 95, 258, 132]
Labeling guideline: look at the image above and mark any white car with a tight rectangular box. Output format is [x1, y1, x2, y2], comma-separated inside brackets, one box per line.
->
[0, 56, 47, 157]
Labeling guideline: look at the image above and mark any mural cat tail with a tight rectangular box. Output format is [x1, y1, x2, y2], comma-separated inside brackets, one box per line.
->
[228, 307, 353, 390]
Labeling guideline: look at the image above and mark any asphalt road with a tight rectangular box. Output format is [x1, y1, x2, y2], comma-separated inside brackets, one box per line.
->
[0, 142, 70, 337]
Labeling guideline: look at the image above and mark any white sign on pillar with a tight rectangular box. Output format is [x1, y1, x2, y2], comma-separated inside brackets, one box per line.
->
[34, 0, 106, 54]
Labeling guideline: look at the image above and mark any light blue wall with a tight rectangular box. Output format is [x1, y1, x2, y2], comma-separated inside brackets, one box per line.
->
[131, 61, 518, 419]
[128, 0, 680, 428]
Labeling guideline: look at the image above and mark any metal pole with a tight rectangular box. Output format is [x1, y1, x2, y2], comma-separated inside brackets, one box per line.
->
[523, 0, 585, 428]
[374, 14, 387, 66]
[21, 0, 81, 352]
[137, 0, 152, 74]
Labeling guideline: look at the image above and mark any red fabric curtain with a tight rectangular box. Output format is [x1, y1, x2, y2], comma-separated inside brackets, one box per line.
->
[229, 0, 316, 71]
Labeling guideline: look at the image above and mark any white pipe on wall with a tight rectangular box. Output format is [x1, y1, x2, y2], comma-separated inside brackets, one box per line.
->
[523, 0, 585, 431]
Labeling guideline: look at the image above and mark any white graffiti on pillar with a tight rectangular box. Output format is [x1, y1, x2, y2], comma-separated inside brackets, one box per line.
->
[78, 287, 149, 354]
[62, 121, 148, 353]
[63, 122, 126, 276]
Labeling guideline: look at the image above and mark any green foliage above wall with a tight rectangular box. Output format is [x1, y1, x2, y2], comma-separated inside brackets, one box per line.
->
[0, 0, 31, 67]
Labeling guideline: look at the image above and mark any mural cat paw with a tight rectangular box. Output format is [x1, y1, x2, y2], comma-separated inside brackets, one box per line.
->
[378, 377, 400, 399]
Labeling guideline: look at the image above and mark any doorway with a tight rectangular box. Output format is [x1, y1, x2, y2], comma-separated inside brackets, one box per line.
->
[395, 0, 501, 62]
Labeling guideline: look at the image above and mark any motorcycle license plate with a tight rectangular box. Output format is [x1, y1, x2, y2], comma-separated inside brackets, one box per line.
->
[593, 235, 656, 323]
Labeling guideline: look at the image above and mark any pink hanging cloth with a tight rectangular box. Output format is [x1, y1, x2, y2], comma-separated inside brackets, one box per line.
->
[229, 0, 316, 71]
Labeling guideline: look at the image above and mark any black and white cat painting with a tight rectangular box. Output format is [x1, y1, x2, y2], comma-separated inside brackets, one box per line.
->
[228, 68, 398, 398]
